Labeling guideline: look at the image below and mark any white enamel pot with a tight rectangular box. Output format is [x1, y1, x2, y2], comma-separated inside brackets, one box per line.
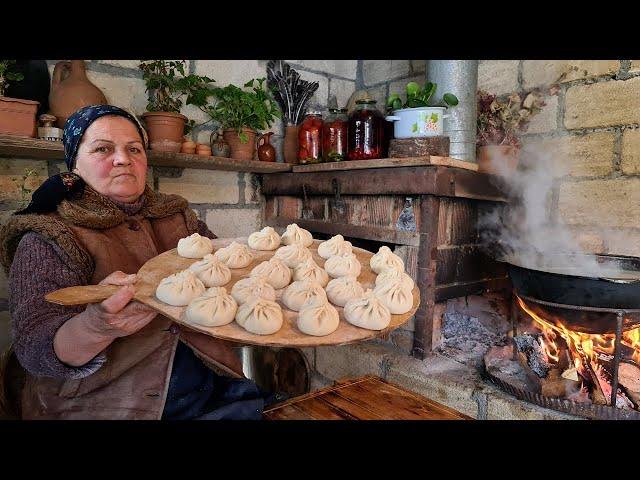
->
[385, 106, 449, 138]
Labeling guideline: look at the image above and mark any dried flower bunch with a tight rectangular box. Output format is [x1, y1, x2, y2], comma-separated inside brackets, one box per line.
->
[476, 89, 547, 148]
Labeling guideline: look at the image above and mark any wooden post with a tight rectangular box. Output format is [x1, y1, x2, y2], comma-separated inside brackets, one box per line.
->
[412, 195, 440, 360]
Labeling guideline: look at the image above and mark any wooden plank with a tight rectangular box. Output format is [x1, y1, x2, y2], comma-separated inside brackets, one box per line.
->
[288, 396, 359, 420]
[262, 166, 505, 201]
[0, 135, 292, 173]
[263, 403, 315, 420]
[333, 377, 466, 420]
[265, 216, 420, 247]
[412, 195, 440, 358]
[147, 151, 291, 173]
[371, 377, 472, 419]
[291, 156, 478, 173]
[388, 137, 450, 158]
[316, 391, 386, 420]
[0, 135, 64, 159]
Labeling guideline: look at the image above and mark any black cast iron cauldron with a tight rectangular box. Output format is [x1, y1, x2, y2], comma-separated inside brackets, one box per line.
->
[502, 253, 640, 334]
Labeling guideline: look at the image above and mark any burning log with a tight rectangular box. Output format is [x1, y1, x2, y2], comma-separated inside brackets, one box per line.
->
[540, 369, 581, 398]
[513, 334, 551, 378]
[618, 362, 640, 407]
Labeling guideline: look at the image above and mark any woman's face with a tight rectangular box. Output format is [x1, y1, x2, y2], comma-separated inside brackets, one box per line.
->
[73, 116, 147, 203]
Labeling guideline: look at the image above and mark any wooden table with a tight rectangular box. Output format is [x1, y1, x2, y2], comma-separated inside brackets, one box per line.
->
[263, 374, 472, 420]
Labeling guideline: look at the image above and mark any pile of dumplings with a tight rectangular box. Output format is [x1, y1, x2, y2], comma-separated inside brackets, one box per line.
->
[154, 225, 415, 338]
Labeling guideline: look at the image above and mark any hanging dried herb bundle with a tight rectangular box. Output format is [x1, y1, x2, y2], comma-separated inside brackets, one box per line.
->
[266, 60, 319, 126]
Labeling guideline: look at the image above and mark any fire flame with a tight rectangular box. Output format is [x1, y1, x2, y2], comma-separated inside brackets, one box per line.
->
[516, 296, 640, 373]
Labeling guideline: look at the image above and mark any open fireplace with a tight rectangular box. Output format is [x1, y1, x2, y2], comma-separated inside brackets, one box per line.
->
[484, 253, 640, 420]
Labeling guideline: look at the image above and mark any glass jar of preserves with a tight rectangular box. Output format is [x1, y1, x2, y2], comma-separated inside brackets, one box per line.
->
[322, 108, 348, 162]
[298, 111, 323, 164]
[347, 99, 384, 160]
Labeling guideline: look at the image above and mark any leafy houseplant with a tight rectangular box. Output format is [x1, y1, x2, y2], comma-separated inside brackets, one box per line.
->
[0, 60, 39, 137]
[139, 60, 215, 152]
[385, 81, 459, 139]
[476, 89, 546, 175]
[194, 78, 281, 161]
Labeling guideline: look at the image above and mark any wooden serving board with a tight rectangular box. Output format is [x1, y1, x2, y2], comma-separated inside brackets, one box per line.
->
[46, 238, 420, 348]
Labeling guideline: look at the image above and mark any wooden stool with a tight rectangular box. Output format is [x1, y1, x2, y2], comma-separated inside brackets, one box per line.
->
[263, 374, 472, 420]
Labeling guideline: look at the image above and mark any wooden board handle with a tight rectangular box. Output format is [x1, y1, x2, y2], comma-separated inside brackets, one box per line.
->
[45, 284, 125, 306]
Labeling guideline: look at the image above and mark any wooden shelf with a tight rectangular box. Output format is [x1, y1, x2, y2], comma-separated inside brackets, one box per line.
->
[0, 135, 291, 174]
[291, 156, 479, 173]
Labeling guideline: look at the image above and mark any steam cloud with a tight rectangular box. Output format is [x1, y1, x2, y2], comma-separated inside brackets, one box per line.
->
[478, 143, 635, 280]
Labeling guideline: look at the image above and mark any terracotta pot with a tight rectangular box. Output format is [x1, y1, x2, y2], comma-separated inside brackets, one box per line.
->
[223, 127, 257, 161]
[257, 132, 276, 162]
[180, 138, 197, 154]
[283, 125, 298, 164]
[196, 143, 212, 156]
[142, 111, 187, 153]
[49, 60, 107, 128]
[477, 145, 520, 175]
[0, 96, 40, 137]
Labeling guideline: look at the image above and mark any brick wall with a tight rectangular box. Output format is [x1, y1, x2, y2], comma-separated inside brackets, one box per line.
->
[359, 60, 426, 109]
[479, 60, 640, 257]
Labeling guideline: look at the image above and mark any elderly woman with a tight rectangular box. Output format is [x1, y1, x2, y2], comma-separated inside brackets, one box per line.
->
[0, 105, 276, 420]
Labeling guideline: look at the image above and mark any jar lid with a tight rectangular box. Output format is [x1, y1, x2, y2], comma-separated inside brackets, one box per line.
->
[355, 99, 377, 104]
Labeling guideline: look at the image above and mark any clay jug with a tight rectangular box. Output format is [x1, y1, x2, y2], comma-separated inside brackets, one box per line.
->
[210, 129, 230, 157]
[49, 60, 108, 128]
[257, 132, 276, 162]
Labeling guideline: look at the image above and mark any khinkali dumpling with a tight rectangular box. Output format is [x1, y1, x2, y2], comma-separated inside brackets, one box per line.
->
[317, 234, 352, 259]
[373, 281, 413, 314]
[231, 275, 276, 305]
[188, 254, 231, 287]
[156, 269, 206, 306]
[177, 233, 213, 259]
[250, 258, 292, 289]
[214, 241, 254, 269]
[324, 253, 362, 279]
[185, 287, 238, 327]
[344, 289, 391, 330]
[325, 275, 365, 307]
[297, 297, 339, 336]
[375, 269, 415, 290]
[282, 279, 328, 312]
[370, 246, 404, 274]
[248, 227, 281, 251]
[281, 223, 313, 247]
[274, 243, 312, 268]
[292, 257, 329, 287]
[235, 297, 283, 335]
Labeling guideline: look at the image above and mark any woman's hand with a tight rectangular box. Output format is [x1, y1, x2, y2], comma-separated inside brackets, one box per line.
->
[53, 271, 158, 367]
[84, 271, 158, 340]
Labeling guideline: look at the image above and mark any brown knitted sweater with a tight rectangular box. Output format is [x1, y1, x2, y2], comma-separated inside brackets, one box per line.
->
[8, 196, 214, 380]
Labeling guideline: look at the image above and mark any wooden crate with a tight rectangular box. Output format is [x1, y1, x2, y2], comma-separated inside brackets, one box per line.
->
[263, 374, 472, 420]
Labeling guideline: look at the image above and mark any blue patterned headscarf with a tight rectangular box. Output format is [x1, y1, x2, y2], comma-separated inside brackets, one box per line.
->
[63, 104, 149, 171]
[16, 104, 148, 215]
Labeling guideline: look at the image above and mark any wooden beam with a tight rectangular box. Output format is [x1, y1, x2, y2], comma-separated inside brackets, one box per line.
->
[265, 216, 420, 246]
[262, 166, 506, 201]
[412, 195, 441, 359]
[291, 156, 478, 173]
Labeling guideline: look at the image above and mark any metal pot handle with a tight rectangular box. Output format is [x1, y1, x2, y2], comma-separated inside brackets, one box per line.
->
[385, 115, 401, 122]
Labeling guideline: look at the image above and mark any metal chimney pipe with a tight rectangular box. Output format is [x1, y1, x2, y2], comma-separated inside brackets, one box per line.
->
[425, 60, 478, 163]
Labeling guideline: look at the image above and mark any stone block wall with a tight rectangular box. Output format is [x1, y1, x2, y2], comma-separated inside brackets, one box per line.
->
[478, 60, 640, 257]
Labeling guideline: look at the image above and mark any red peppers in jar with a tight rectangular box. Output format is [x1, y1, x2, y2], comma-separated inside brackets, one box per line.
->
[298, 112, 323, 164]
[347, 99, 385, 160]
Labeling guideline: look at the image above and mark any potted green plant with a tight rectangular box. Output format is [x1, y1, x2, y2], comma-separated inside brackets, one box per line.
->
[194, 78, 281, 161]
[384, 81, 459, 138]
[139, 60, 215, 152]
[0, 60, 39, 137]
[476, 89, 546, 175]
